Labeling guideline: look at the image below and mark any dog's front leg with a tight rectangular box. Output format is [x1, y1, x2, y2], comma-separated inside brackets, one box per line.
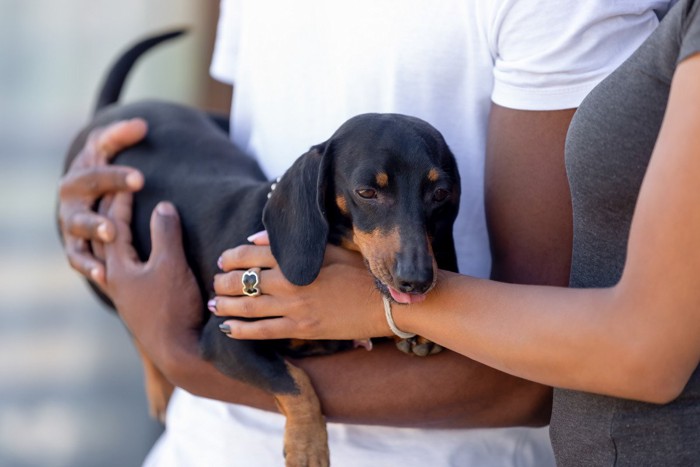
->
[134, 340, 174, 423]
[274, 362, 330, 467]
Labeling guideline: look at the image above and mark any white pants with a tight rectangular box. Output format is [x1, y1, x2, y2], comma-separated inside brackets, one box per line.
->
[144, 388, 555, 467]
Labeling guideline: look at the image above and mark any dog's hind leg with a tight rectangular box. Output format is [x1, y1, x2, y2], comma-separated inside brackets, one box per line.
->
[134, 340, 174, 424]
[274, 362, 330, 467]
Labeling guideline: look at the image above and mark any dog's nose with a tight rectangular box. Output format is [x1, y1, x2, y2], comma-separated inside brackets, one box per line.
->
[395, 267, 434, 295]
[398, 279, 432, 295]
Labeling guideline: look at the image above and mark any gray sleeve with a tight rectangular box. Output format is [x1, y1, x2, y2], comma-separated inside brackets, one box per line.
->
[679, 0, 700, 61]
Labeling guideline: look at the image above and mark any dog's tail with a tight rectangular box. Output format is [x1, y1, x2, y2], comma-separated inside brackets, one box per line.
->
[94, 29, 186, 114]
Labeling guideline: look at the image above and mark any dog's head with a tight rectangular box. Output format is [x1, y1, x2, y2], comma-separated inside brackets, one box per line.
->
[263, 113, 460, 303]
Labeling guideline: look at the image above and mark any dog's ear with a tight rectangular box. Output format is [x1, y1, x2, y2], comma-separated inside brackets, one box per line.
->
[263, 142, 332, 286]
[432, 148, 461, 274]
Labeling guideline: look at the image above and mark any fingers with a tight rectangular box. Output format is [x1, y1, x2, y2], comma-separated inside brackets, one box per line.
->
[218, 244, 278, 272]
[219, 317, 295, 341]
[75, 119, 148, 169]
[65, 211, 116, 242]
[148, 202, 186, 266]
[60, 119, 147, 285]
[66, 237, 106, 284]
[97, 118, 148, 161]
[103, 193, 139, 270]
[212, 294, 281, 320]
[60, 165, 144, 198]
[246, 230, 270, 245]
[106, 191, 134, 227]
[59, 166, 143, 245]
[214, 265, 289, 298]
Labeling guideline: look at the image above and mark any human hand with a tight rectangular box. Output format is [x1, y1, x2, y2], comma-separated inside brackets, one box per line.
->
[58, 119, 147, 287]
[212, 233, 392, 340]
[100, 192, 203, 368]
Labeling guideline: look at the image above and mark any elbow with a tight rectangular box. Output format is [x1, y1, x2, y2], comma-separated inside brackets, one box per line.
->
[615, 349, 691, 404]
[633, 376, 687, 405]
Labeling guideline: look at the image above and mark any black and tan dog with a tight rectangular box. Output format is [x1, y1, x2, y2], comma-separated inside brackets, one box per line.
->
[63, 32, 461, 466]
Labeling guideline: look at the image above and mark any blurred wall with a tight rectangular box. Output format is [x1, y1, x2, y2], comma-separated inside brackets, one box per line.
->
[0, 1, 229, 466]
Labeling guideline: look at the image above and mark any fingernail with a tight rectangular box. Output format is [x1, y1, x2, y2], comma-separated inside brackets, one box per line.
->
[125, 171, 143, 189]
[219, 323, 231, 334]
[96, 223, 110, 241]
[156, 202, 175, 216]
[207, 299, 217, 313]
[90, 267, 102, 283]
[217, 256, 223, 270]
[247, 230, 266, 243]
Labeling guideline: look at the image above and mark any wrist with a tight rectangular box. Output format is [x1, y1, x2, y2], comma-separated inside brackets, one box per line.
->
[382, 296, 416, 339]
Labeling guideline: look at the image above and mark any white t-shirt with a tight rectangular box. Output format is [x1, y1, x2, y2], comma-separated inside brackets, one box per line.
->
[145, 1, 665, 466]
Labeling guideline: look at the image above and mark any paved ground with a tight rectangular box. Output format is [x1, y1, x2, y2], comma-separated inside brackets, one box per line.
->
[0, 2, 216, 465]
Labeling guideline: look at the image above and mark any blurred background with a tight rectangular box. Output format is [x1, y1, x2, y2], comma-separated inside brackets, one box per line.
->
[0, 1, 230, 465]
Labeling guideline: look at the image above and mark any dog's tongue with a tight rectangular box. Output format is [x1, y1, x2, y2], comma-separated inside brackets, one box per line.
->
[388, 287, 427, 304]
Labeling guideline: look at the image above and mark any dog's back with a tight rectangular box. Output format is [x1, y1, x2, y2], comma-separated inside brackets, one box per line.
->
[86, 101, 268, 297]
[65, 31, 315, 394]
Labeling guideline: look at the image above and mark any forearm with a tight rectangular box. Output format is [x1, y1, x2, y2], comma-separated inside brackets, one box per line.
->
[395, 271, 685, 403]
[156, 330, 549, 428]
[298, 341, 551, 428]
[152, 328, 278, 411]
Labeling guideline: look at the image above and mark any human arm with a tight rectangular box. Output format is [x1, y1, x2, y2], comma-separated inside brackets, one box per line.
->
[485, 105, 574, 286]
[213, 105, 575, 332]
[56, 115, 548, 428]
[211, 106, 582, 424]
[401, 56, 700, 404]
[98, 191, 550, 428]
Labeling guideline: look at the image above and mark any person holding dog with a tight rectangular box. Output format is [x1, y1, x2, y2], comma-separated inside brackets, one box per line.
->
[57, 1, 672, 465]
[208, 0, 700, 465]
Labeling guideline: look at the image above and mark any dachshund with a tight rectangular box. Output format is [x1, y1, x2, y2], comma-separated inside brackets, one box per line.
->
[62, 31, 461, 467]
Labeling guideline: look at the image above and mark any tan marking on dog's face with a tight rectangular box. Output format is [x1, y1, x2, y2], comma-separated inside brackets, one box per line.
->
[427, 168, 440, 182]
[339, 236, 360, 252]
[375, 172, 389, 188]
[352, 227, 400, 286]
[354, 227, 439, 295]
[335, 194, 349, 215]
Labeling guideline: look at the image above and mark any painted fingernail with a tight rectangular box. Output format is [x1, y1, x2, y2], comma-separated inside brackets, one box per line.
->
[219, 323, 231, 334]
[207, 299, 217, 313]
[217, 256, 223, 270]
[246, 230, 266, 243]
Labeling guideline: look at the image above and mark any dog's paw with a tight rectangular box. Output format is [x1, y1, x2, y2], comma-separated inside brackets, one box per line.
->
[144, 366, 174, 424]
[283, 425, 330, 467]
[277, 363, 330, 467]
[395, 336, 443, 357]
[146, 381, 173, 424]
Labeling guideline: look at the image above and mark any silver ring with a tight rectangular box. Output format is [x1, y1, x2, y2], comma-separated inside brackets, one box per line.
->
[241, 268, 261, 297]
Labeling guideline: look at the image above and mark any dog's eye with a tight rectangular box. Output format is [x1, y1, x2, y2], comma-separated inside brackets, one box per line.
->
[433, 188, 450, 202]
[356, 188, 377, 199]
